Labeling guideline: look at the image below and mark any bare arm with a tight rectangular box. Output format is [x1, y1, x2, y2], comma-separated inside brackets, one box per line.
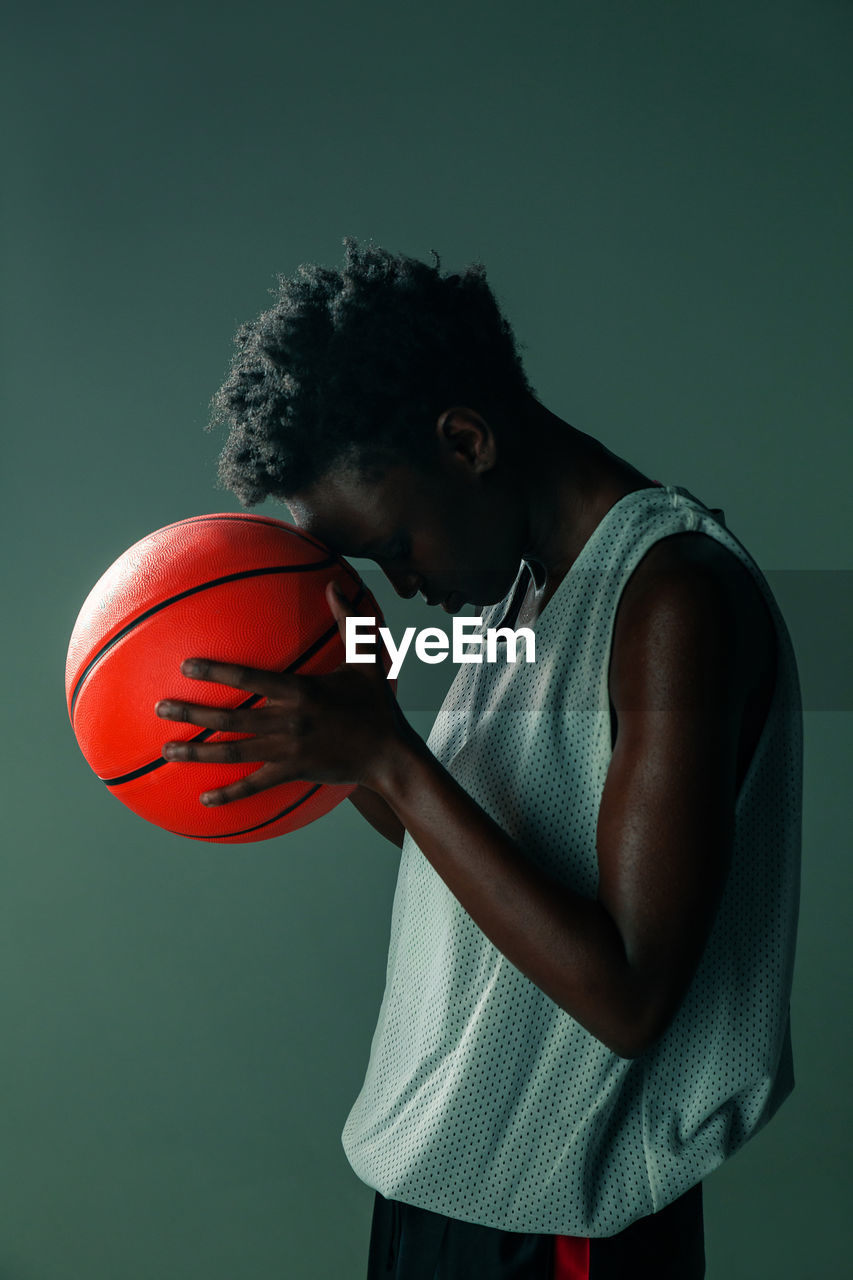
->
[368, 558, 744, 1058]
[348, 784, 405, 847]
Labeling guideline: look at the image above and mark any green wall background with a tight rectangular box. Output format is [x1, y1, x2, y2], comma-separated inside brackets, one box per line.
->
[3, 1, 851, 1276]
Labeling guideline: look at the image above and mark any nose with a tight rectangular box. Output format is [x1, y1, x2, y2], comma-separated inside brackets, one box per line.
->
[383, 568, 422, 600]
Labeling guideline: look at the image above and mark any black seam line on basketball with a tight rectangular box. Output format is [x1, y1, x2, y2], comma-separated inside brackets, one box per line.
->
[158, 515, 366, 573]
[163, 783, 325, 839]
[162, 514, 332, 556]
[70, 556, 341, 720]
[151, 515, 362, 581]
[99, 586, 368, 787]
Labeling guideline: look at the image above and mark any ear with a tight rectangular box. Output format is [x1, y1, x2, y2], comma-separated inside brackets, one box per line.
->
[435, 407, 497, 474]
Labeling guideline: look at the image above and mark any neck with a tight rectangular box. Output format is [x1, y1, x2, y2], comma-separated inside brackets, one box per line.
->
[515, 401, 655, 595]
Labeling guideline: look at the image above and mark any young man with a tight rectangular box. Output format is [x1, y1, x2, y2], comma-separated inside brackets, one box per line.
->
[156, 239, 802, 1278]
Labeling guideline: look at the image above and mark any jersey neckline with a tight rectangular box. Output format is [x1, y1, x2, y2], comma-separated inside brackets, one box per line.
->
[500, 482, 674, 636]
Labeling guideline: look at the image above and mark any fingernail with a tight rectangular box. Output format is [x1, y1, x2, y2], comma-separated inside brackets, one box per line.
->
[182, 660, 201, 677]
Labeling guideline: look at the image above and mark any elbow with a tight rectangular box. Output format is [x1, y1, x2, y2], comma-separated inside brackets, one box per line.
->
[603, 998, 675, 1060]
[580, 1016, 653, 1060]
[605, 1032, 650, 1061]
[610, 1034, 656, 1060]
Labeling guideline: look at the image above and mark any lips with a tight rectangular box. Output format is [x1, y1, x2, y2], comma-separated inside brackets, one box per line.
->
[440, 592, 466, 614]
[421, 590, 467, 611]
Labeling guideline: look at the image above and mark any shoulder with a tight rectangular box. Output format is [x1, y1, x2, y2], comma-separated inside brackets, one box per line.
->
[620, 528, 752, 605]
[609, 531, 775, 722]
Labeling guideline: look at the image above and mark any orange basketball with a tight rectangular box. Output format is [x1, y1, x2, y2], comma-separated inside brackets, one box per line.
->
[65, 513, 389, 843]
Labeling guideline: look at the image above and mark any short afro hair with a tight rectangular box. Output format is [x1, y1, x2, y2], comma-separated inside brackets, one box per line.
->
[207, 237, 537, 504]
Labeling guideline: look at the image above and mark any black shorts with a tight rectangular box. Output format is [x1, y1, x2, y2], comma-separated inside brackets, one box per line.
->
[366, 1181, 705, 1279]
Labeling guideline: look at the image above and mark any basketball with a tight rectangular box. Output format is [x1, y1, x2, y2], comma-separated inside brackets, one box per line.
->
[65, 513, 389, 844]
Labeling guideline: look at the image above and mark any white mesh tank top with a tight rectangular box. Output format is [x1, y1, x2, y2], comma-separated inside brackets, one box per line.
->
[341, 483, 803, 1236]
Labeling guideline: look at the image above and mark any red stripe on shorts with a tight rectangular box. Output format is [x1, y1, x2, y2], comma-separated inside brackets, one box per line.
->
[554, 1233, 590, 1279]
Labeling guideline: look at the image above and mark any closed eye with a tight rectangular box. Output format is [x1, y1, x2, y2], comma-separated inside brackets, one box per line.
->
[374, 536, 412, 563]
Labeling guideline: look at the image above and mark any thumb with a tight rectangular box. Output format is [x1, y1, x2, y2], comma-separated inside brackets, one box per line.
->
[325, 578, 353, 634]
[327, 580, 399, 693]
[326, 579, 388, 676]
[326, 578, 381, 643]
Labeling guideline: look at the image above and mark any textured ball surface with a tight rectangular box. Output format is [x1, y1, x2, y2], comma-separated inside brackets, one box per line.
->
[65, 513, 387, 843]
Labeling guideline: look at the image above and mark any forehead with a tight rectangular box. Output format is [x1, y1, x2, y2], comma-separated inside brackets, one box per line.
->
[286, 461, 433, 553]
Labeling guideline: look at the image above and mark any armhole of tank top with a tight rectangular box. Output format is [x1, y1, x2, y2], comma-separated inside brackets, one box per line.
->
[491, 561, 534, 632]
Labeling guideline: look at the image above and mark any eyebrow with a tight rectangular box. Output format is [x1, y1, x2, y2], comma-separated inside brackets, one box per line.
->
[356, 534, 398, 558]
[312, 527, 403, 561]
[300, 525, 382, 559]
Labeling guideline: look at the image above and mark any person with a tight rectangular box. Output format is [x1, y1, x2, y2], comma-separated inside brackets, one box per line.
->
[156, 239, 802, 1278]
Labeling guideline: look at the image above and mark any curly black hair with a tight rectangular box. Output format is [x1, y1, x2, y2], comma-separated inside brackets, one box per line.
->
[207, 237, 537, 505]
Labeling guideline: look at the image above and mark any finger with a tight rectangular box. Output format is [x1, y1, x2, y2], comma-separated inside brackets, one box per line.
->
[198, 763, 295, 807]
[325, 579, 356, 634]
[325, 580, 383, 657]
[325, 578, 381, 624]
[179, 658, 300, 699]
[155, 699, 268, 732]
[161, 738, 271, 764]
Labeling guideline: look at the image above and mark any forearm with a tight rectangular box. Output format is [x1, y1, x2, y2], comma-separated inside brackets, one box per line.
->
[348, 784, 405, 848]
[369, 731, 652, 1058]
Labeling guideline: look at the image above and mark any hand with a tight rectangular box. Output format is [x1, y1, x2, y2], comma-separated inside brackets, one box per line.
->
[155, 581, 410, 806]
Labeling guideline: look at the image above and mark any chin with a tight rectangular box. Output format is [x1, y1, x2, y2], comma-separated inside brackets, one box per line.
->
[472, 571, 522, 607]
